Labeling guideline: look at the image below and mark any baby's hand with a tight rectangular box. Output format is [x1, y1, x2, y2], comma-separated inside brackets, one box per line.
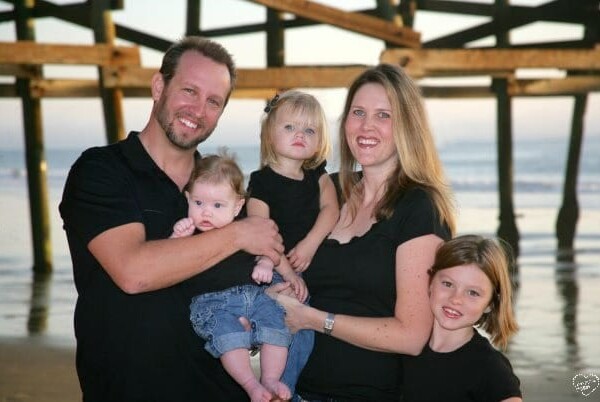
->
[171, 217, 196, 238]
[252, 257, 274, 284]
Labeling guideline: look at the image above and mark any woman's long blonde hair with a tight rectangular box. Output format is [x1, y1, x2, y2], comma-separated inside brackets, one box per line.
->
[338, 64, 456, 234]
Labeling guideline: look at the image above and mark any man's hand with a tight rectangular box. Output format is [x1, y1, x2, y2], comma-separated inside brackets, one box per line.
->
[232, 216, 284, 265]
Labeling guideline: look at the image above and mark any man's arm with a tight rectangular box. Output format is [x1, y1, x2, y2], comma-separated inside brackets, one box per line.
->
[89, 216, 283, 294]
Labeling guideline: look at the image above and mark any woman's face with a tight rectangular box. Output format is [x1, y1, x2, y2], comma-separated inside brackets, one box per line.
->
[344, 83, 397, 172]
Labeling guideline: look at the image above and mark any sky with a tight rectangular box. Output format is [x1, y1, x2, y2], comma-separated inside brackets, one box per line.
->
[0, 0, 598, 150]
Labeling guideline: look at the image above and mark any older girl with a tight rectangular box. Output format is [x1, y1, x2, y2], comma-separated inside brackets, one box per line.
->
[402, 234, 522, 402]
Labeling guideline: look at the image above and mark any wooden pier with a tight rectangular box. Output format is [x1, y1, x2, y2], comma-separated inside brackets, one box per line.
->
[0, 0, 598, 272]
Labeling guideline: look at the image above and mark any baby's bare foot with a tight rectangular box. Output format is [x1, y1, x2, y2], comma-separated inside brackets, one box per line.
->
[261, 378, 291, 401]
[242, 378, 273, 402]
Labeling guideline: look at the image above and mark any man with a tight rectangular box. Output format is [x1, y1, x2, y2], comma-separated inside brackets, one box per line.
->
[60, 37, 283, 402]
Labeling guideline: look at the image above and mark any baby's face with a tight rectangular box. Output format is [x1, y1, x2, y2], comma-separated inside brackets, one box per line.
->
[185, 179, 244, 232]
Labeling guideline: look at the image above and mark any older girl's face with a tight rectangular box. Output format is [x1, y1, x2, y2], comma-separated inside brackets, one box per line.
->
[429, 264, 494, 333]
[344, 83, 397, 172]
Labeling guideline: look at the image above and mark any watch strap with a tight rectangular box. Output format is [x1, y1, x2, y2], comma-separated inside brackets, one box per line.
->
[323, 312, 335, 335]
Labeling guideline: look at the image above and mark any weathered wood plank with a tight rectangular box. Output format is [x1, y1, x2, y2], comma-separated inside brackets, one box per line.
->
[245, 0, 421, 48]
[381, 48, 600, 76]
[0, 41, 141, 66]
[3, 76, 598, 98]
[102, 65, 370, 89]
[509, 76, 600, 96]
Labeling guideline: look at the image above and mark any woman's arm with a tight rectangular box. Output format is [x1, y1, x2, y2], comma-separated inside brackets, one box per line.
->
[274, 233, 440, 355]
[287, 174, 340, 271]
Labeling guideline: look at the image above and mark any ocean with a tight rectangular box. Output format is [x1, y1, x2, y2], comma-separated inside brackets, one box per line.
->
[1, 135, 599, 398]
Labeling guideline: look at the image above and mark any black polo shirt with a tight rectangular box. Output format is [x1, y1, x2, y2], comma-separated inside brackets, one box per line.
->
[60, 132, 248, 402]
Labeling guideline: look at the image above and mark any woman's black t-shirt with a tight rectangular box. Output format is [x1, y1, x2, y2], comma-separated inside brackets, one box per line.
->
[298, 186, 451, 401]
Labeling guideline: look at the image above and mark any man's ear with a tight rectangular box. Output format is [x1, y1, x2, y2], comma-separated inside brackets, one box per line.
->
[151, 72, 165, 101]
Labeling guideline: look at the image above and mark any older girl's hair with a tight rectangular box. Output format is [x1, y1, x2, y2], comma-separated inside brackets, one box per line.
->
[160, 36, 237, 105]
[338, 64, 456, 235]
[429, 234, 519, 350]
[185, 149, 245, 199]
[259, 90, 331, 170]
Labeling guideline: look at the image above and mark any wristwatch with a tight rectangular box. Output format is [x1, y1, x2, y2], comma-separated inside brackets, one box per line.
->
[323, 312, 335, 335]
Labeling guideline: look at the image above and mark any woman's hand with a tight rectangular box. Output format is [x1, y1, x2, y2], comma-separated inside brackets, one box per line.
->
[266, 282, 308, 333]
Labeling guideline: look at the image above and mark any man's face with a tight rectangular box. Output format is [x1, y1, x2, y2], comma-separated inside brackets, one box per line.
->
[154, 51, 231, 150]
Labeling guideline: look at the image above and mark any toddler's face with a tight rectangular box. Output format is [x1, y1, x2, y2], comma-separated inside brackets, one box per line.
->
[272, 109, 320, 162]
[185, 179, 244, 232]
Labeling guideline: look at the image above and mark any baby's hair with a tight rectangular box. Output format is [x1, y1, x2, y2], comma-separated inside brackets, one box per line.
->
[185, 148, 246, 199]
[429, 234, 519, 350]
[259, 90, 331, 170]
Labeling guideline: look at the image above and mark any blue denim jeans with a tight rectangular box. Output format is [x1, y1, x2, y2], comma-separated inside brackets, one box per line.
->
[190, 284, 291, 357]
[271, 272, 315, 395]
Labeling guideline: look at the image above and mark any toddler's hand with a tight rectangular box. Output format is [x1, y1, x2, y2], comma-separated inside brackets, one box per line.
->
[281, 272, 308, 303]
[287, 239, 317, 272]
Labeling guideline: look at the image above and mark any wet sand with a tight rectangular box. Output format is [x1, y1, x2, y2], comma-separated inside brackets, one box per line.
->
[0, 336, 595, 402]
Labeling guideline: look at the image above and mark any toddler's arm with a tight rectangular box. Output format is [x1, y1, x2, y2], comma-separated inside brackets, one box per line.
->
[288, 174, 339, 272]
[170, 217, 196, 238]
[247, 196, 308, 301]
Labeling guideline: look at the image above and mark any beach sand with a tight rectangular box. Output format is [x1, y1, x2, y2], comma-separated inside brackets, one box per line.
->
[0, 336, 596, 402]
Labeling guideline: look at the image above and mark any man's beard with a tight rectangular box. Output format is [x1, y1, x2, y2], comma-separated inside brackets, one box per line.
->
[164, 121, 214, 150]
[156, 98, 215, 150]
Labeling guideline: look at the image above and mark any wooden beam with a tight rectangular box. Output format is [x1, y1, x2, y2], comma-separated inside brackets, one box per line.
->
[236, 66, 368, 88]
[0, 64, 37, 78]
[421, 86, 493, 98]
[29, 79, 101, 98]
[508, 76, 600, 96]
[0, 80, 279, 99]
[103, 65, 370, 90]
[245, 0, 421, 48]
[0, 41, 141, 66]
[423, 0, 574, 48]
[380, 48, 600, 77]
[1, 75, 598, 99]
[416, 0, 588, 23]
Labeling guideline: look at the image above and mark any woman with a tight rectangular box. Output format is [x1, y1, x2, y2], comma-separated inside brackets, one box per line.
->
[272, 64, 457, 401]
